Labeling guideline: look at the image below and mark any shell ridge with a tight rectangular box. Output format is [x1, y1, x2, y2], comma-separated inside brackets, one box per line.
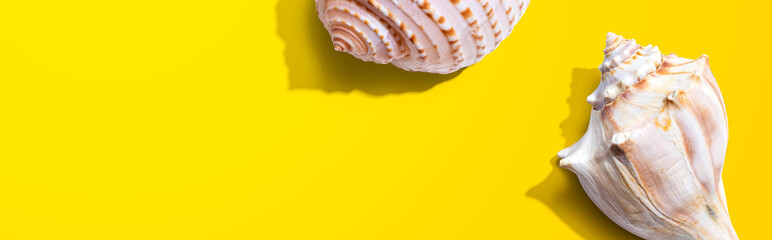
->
[392, 0, 452, 70]
[666, 94, 733, 232]
[671, 79, 732, 226]
[453, 0, 493, 61]
[412, 0, 471, 71]
[608, 155, 697, 239]
[621, 124, 710, 239]
[602, 54, 712, 134]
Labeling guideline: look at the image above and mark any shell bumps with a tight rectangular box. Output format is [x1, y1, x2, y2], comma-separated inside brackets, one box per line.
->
[315, 0, 530, 73]
[559, 33, 738, 239]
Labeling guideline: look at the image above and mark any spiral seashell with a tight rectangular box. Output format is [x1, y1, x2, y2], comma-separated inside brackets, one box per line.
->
[315, 0, 530, 74]
[558, 33, 738, 239]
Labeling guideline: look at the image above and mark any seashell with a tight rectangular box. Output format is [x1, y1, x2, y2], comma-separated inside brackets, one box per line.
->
[315, 0, 530, 74]
[558, 33, 738, 240]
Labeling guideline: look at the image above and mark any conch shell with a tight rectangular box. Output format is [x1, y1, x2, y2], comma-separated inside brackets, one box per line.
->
[315, 0, 530, 73]
[558, 33, 738, 239]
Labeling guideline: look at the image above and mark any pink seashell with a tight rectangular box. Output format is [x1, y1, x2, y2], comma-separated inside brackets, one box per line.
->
[316, 0, 530, 73]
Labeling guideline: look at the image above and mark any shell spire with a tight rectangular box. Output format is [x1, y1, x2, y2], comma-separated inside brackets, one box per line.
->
[315, 0, 530, 74]
[560, 33, 738, 240]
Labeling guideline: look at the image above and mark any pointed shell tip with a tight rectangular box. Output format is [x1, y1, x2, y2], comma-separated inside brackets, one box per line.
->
[557, 148, 570, 158]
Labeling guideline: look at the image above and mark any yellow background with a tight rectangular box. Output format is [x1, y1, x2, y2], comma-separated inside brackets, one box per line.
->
[0, 0, 768, 239]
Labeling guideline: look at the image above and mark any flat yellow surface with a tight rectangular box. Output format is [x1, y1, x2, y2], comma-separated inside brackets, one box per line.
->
[0, 1, 769, 239]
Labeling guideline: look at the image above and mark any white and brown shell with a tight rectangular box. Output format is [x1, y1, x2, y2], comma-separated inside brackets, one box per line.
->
[558, 33, 738, 239]
[315, 0, 530, 74]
